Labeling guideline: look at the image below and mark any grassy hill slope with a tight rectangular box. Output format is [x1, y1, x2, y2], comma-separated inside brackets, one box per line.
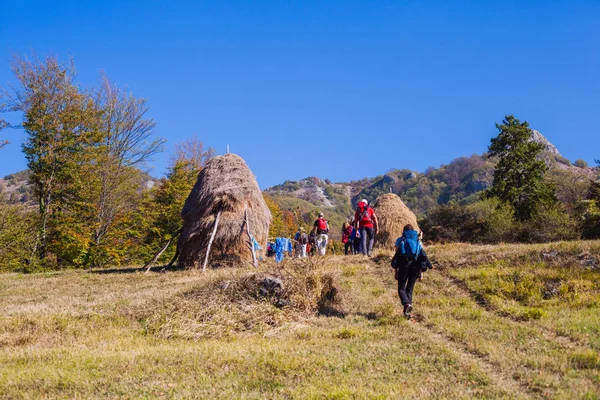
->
[1, 241, 599, 398]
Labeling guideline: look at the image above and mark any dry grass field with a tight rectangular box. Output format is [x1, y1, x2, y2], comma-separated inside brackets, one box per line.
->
[1, 241, 599, 399]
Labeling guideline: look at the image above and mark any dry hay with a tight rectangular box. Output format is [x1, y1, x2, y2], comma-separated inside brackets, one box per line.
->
[143, 259, 342, 339]
[175, 153, 271, 268]
[372, 193, 420, 250]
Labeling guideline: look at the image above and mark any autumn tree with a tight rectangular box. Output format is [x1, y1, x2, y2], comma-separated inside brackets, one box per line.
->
[488, 115, 555, 220]
[73, 74, 165, 266]
[3, 55, 101, 258]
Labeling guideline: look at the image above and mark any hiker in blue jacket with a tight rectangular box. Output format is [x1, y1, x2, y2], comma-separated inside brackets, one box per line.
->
[391, 224, 432, 318]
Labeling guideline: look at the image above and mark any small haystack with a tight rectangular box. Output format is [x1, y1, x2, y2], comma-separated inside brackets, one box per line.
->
[175, 154, 271, 269]
[372, 193, 419, 249]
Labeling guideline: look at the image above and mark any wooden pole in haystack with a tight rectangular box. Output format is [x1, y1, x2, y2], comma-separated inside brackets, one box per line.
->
[201, 209, 222, 271]
[245, 207, 258, 267]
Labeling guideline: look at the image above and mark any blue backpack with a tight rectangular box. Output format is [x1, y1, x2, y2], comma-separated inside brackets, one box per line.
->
[399, 230, 421, 260]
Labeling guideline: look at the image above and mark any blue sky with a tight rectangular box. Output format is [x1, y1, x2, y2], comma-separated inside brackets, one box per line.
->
[1, 1, 598, 188]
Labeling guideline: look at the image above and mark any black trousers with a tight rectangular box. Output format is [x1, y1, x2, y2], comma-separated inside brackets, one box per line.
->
[397, 267, 421, 305]
[344, 242, 353, 255]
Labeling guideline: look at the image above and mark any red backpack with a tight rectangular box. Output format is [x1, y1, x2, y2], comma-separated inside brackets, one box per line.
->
[317, 218, 328, 233]
[360, 207, 372, 224]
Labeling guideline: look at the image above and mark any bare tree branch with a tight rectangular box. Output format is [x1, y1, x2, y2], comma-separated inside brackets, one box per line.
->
[94, 73, 165, 167]
[172, 135, 215, 171]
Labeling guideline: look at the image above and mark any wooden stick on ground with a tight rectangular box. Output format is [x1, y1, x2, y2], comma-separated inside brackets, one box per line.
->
[245, 207, 258, 267]
[143, 228, 183, 274]
[144, 237, 174, 274]
[202, 209, 222, 272]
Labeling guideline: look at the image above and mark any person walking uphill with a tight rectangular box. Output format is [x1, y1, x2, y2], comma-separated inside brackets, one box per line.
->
[311, 212, 330, 256]
[353, 199, 378, 257]
[391, 224, 432, 319]
[341, 222, 354, 255]
[294, 227, 308, 258]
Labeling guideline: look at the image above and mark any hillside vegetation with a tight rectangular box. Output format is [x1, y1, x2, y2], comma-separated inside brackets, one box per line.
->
[1, 241, 598, 399]
[1, 54, 599, 275]
[266, 151, 596, 222]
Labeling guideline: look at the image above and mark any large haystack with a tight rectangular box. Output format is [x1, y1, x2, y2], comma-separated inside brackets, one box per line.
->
[372, 193, 419, 249]
[175, 154, 271, 268]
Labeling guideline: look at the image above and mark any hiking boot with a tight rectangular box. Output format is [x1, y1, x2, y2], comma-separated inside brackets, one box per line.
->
[403, 304, 413, 319]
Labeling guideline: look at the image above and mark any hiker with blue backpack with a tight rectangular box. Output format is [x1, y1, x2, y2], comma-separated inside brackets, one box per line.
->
[391, 224, 432, 318]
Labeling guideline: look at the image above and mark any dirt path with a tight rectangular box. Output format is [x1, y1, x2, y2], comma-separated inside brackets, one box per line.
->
[365, 257, 600, 399]
[364, 260, 536, 399]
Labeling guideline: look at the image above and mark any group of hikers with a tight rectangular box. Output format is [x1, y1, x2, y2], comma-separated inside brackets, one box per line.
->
[291, 198, 379, 258]
[289, 198, 432, 319]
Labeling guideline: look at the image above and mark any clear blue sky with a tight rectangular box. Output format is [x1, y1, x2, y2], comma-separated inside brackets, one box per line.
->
[1, 1, 598, 188]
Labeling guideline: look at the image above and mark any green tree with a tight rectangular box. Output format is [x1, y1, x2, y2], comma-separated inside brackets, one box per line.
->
[488, 115, 555, 220]
[5, 55, 101, 258]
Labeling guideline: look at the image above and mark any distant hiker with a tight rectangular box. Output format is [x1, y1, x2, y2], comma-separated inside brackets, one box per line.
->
[352, 227, 361, 254]
[353, 199, 378, 256]
[341, 222, 354, 255]
[308, 232, 316, 256]
[311, 212, 329, 256]
[391, 224, 432, 319]
[294, 227, 308, 258]
[266, 241, 275, 257]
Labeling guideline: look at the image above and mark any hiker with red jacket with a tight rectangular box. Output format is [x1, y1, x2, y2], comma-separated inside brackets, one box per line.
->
[391, 224, 432, 319]
[311, 212, 329, 255]
[353, 199, 378, 256]
[341, 222, 354, 255]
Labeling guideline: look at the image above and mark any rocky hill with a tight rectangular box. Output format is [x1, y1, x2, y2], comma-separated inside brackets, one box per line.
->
[0, 170, 158, 205]
[265, 131, 596, 225]
[0, 170, 34, 204]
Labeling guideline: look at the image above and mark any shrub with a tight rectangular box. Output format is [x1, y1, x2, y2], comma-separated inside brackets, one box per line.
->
[465, 198, 517, 243]
[522, 205, 580, 243]
[574, 159, 588, 168]
[577, 200, 600, 239]
[0, 203, 38, 271]
[421, 198, 517, 243]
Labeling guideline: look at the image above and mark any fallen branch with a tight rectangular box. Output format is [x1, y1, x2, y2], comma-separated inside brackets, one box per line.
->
[144, 229, 182, 274]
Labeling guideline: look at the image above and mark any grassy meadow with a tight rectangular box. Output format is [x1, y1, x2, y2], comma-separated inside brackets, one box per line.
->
[1, 241, 599, 399]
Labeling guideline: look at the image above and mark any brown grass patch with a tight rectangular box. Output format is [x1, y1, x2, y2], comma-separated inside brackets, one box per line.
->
[142, 258, 343, 339]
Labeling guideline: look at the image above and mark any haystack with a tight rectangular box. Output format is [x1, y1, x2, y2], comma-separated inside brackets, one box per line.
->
[175, 154, 271, 268]
[372, 193, 419, 249]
